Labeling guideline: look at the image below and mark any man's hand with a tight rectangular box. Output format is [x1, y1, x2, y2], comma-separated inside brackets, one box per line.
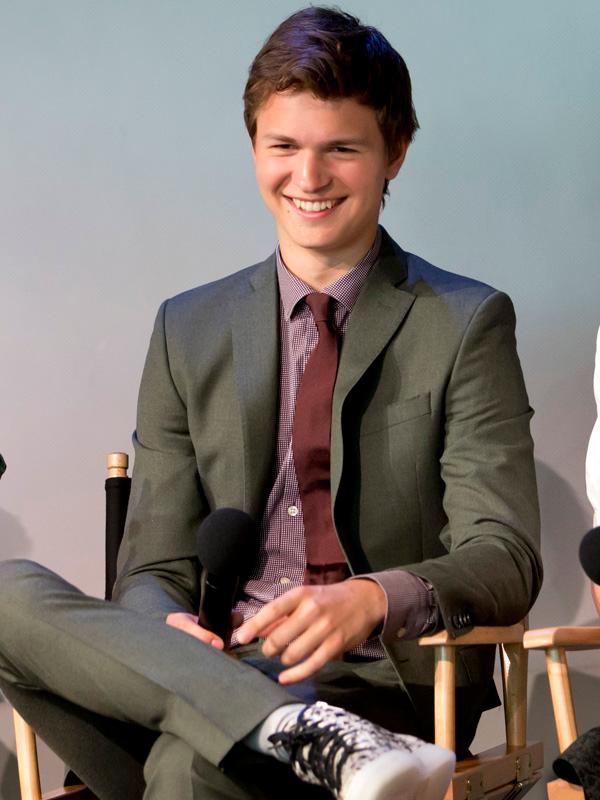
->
[236, 579, 387, 684]
[166, 612, 225, 649]
[166, 611, 243, 651]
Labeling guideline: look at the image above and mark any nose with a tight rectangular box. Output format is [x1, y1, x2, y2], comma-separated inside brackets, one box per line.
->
[295, 150, 331, 194]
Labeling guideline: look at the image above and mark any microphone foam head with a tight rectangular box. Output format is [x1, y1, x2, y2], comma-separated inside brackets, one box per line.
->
[579, 527, 600, 584]
[196, 508, 258, 575]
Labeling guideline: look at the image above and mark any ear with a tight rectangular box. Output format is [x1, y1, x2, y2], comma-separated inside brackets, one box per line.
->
[385, 139, 409, 181]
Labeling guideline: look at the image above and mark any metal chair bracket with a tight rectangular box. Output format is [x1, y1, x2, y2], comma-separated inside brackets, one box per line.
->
[466, 774, 485, 800]
[515, 753, 532, 782]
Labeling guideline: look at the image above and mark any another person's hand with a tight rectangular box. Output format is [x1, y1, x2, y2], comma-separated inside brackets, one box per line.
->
[236, 579, 387, 684]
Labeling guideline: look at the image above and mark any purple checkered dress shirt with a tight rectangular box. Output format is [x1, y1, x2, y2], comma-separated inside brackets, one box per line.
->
[231, 229, 436, 655]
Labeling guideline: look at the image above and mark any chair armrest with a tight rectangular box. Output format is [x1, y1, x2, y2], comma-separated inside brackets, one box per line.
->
[418, 624, 527, 752]
[418, 624, 525, 647]
[523, 627, 600, 651]
[522, 628, 600, 751]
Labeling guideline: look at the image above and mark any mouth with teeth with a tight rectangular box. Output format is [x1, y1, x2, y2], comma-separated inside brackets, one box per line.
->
[286, 197, 344, 216]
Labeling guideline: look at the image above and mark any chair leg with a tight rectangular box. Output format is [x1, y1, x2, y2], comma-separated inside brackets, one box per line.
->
[545, 648, 578, 753]
[13, 709, 42, 800]
[500, 642, 528, 748]
[434, 645, 456, 752]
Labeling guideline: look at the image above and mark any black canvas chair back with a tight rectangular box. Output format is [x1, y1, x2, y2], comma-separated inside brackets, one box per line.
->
[62, 453, 131, 795]
[104, 452, 131, 600]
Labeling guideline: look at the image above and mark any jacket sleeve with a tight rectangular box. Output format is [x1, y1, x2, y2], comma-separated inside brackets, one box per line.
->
[112, 299, 206, 619]
[399, 291, 543, 637]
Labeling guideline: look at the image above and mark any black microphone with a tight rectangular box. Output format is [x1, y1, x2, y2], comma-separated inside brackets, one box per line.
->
[579, 527, 600, 584]
[196, 508, 258, 641]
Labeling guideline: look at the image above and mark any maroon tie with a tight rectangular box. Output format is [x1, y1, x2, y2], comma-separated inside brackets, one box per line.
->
[293, 293, 350, 586]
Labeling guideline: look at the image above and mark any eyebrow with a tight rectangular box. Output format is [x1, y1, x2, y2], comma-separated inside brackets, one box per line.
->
[261, 133, 368, 147]
[262, 134, 297, 143]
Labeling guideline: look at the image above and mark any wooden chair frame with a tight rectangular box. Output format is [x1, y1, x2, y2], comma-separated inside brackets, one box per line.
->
[524, 626, 600, 800]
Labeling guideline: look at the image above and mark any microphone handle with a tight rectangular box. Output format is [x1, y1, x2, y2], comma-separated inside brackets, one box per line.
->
[198, 571, 239, 642]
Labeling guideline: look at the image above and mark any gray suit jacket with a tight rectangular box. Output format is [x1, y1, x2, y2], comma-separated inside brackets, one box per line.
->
[114, 229, 542, 699]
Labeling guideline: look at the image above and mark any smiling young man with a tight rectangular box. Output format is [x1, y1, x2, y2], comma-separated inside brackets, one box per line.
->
[0, 7, 542, 800]
[251, 90, 406, 289]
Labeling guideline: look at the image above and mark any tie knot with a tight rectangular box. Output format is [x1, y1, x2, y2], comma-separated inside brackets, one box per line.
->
[305, 293, 334, 324]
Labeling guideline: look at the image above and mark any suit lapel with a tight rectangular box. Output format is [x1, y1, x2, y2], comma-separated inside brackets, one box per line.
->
[331, 234, 415, 502]
[231, 256, 279, 520]
[230, 235, 415, 523]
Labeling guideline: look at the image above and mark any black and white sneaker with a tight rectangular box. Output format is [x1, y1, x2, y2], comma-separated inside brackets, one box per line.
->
[268, 701, 455, 800]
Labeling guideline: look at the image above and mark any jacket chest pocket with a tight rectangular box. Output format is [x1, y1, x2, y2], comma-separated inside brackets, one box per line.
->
[360, 392, 431, 437]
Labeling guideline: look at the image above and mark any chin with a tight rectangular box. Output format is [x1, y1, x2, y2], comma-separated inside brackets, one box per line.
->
[295, 237, 344, 253]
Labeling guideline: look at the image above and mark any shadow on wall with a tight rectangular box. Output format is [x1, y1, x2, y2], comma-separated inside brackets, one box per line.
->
[528, 668, 600, 792]
[532, 460, 591, 626]
[0, 508, 32, 561]
[0, 738, 18, 800]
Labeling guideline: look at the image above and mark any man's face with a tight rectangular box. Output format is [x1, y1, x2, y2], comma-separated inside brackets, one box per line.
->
[253, 91, 406, 270]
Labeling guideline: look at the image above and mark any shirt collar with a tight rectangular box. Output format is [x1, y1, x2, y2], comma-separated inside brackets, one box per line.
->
[276, 227, 382, 321]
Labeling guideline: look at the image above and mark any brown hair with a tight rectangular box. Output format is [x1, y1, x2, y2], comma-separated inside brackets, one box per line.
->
[244, 6, 418, 173]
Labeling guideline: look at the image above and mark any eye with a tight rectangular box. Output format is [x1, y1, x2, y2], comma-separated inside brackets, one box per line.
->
[331, 146, 357, 154]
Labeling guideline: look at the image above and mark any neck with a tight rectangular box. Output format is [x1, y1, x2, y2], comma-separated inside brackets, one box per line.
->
[278, 230, 378, 291]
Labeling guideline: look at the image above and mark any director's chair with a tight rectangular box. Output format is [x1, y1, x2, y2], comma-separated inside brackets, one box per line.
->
[13, 453, 542, 800]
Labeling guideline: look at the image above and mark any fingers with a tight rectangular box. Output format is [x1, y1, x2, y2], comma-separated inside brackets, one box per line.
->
[237, 587, 352, 679]
[278, 635, 344, 684]
[276, 616, 342, 664]
[236, 583, 384, 684]
[165, 612, 225, 650]
[278, 631, 345, 685]
[255, 616, 289, 640]
[237, 591, 300, 644]
[262, 595, 330, 658]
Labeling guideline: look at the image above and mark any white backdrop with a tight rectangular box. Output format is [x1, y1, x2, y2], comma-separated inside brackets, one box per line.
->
[1, 2, 599, 796]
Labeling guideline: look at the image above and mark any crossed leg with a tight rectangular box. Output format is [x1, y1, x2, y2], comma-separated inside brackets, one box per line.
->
[0, 560, 424, 799]
[0, 560, 293, 798]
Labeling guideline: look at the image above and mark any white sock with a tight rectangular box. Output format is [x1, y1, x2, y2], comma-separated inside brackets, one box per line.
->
[243, 703, 306, 763]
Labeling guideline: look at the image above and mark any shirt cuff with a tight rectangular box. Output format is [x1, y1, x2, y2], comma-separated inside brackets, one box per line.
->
[351, 570, 438, 643]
